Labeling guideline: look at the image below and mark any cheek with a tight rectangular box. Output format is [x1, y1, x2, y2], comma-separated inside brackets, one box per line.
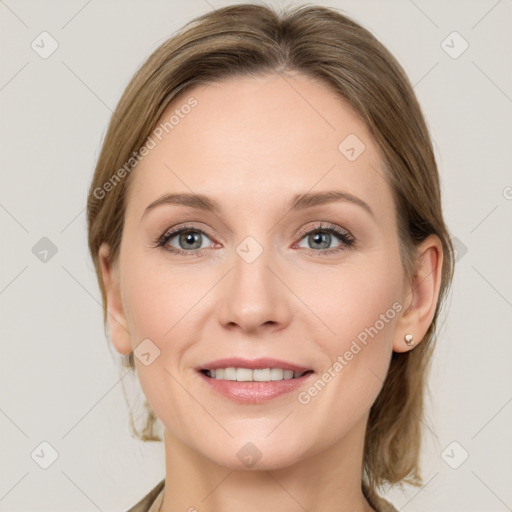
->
[302, 253, 403, 349]
[120, 254, 206, 432]
[121, 252, 207, 344]
[296, 249, 404, 413]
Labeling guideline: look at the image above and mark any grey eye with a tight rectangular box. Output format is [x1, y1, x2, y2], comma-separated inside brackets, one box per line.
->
[297, 230, 343, 250]
[166, 229, 212, 251]
[307, 232, 333, 249]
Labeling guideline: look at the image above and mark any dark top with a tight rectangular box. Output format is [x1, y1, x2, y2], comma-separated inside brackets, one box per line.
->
[126, 479, 398, 512]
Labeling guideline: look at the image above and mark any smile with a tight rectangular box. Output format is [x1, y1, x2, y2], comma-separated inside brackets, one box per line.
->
[201, 367, 312, 381]
[197, 358, 315, 404]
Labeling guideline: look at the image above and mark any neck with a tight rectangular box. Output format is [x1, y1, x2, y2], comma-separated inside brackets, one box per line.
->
[159, 414, 375, 512]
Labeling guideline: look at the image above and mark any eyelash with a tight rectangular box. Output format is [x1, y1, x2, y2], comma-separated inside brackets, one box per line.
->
[153, 222, 356, 257]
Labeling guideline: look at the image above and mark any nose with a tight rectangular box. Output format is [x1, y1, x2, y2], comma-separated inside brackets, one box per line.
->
[216, 244, 293, 335]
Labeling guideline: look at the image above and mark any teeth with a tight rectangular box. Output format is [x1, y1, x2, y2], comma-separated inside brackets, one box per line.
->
[204, 367, 307, 381]
[236, 368, 253, 381]
[253, 369, 270, 381]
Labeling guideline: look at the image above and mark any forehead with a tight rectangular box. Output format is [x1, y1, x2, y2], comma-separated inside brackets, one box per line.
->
[126, 72, 394, 221]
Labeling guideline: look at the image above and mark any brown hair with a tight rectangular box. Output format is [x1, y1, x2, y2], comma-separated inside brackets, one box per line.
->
[86, 2, 454, 496]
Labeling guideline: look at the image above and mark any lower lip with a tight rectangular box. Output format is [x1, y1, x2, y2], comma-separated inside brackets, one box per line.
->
[198, 371, 314, 404]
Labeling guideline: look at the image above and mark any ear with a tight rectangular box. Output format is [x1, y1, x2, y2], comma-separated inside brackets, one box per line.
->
[98, 242, 132, 355]
[393, 234, 444, 353]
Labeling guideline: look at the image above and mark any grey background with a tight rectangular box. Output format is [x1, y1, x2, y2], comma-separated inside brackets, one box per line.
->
[0, 0, 511, 510]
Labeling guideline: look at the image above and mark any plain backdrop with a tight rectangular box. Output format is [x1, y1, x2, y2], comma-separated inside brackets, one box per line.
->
[1, 0, 511, 510]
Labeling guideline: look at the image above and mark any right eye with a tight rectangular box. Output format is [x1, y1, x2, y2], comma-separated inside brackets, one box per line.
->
[155, 226, 216, 256]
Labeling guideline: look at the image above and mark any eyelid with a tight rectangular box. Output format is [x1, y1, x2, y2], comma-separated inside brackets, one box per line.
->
[159, 223, 216, 242]
[295, 222, 353, 241]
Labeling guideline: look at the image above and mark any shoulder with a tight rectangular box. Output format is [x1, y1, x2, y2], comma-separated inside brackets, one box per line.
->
[125, 479, 165, 512]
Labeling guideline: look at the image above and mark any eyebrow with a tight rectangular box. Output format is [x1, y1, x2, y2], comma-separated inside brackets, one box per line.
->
[141, 190, 374, 220]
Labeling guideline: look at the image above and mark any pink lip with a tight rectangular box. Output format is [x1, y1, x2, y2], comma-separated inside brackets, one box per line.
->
[198, 357, 311, 373]
[196, 357, 314, 404]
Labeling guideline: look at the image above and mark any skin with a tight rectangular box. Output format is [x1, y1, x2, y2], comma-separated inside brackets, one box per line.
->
[99, 72, 443, 512]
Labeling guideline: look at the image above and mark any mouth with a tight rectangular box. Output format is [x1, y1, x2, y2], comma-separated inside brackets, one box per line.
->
[196, 357, 315, 404]
[200, 368, 313, 381]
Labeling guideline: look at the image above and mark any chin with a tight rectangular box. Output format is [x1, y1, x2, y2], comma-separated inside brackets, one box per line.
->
[194, 435, 310, 471]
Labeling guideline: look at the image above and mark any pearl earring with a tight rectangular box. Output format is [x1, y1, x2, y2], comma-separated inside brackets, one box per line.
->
[404, 333, 414, 346]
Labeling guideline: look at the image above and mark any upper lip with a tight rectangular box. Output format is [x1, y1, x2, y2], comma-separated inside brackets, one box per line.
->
[198, 357, 311, 373]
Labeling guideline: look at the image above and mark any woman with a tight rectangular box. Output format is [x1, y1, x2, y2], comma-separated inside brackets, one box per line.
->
[86, 4, 454, 511]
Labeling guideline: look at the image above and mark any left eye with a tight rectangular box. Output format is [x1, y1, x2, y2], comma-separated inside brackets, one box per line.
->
[296, 229, 345, 250]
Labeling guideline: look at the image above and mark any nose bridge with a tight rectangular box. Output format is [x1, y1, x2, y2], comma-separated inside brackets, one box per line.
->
[216, 235, 292, 332]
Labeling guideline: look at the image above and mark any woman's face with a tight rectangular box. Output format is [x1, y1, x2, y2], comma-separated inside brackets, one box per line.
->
[104, 73, 411, 469]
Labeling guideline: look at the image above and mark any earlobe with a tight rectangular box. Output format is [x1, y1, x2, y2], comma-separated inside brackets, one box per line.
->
[98, 243, 132, 355]
[393, 235, 444, 353]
